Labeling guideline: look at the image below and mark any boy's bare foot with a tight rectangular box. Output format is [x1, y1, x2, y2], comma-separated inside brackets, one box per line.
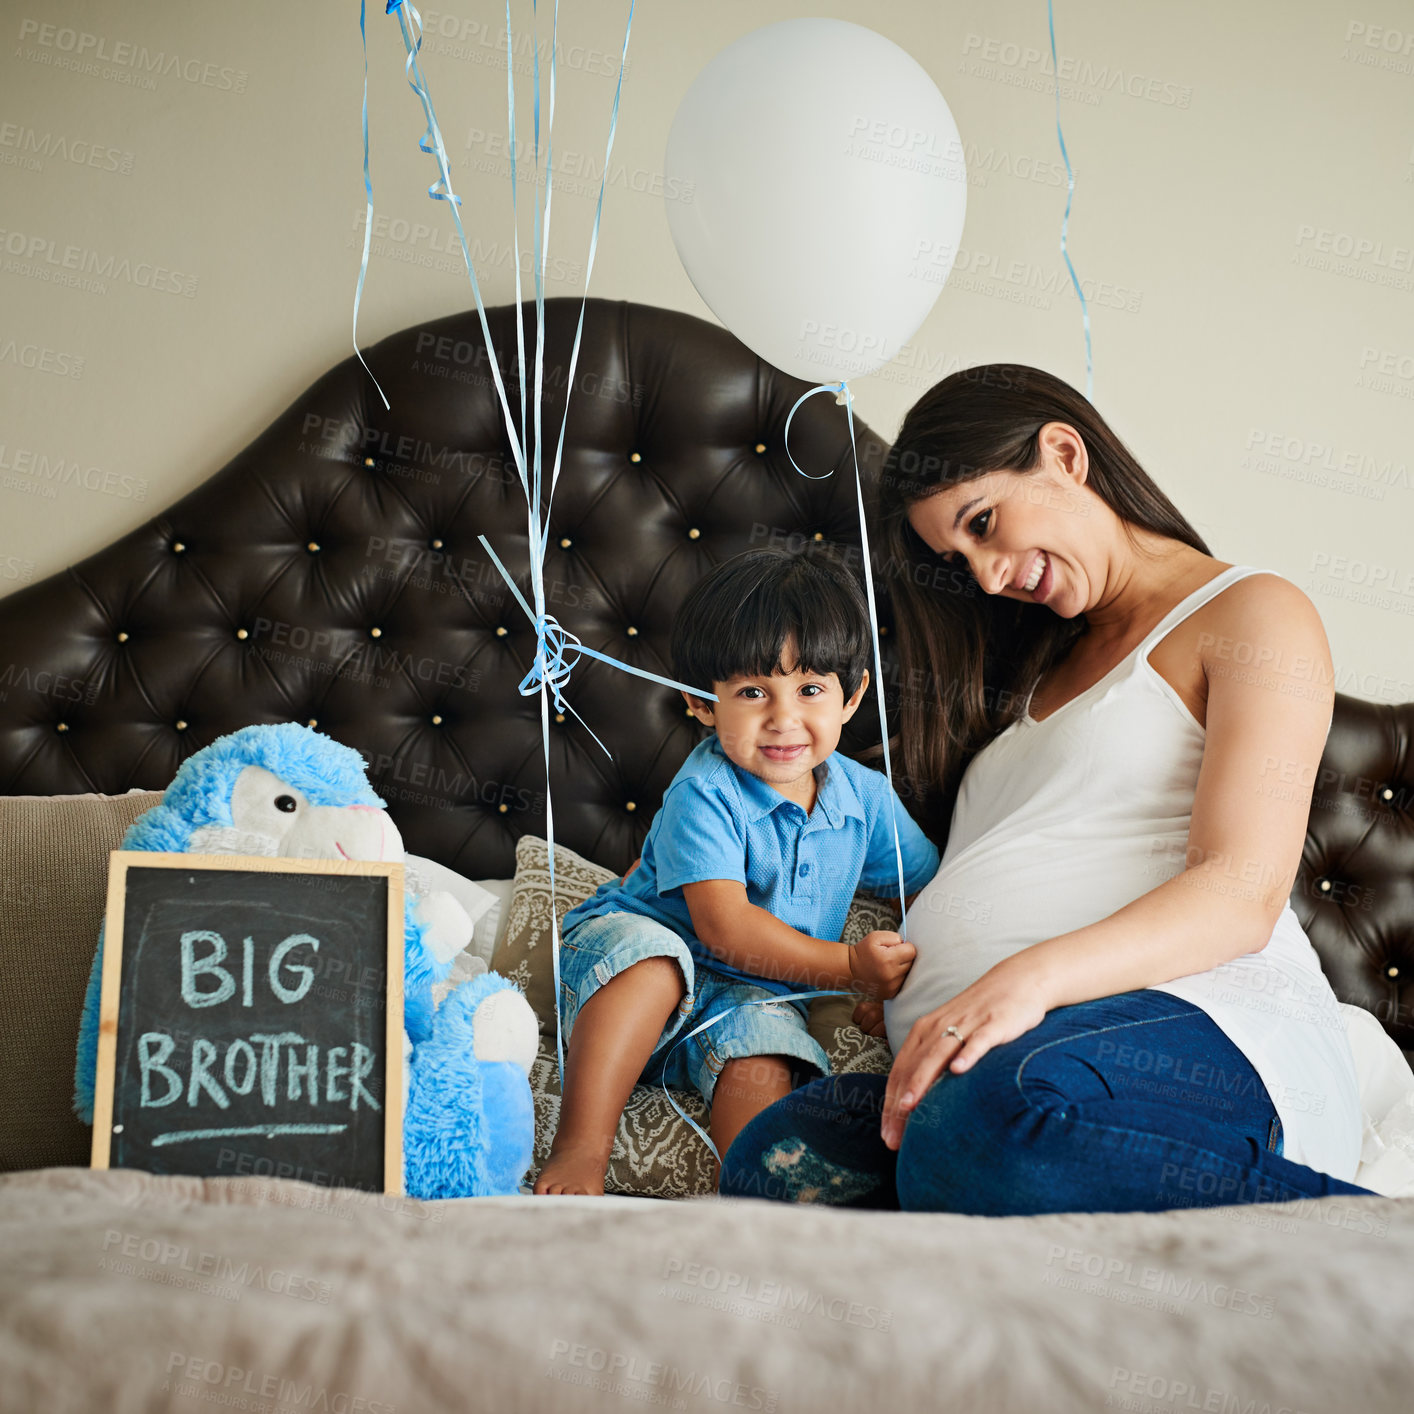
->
[533, 1141, 609, 1196]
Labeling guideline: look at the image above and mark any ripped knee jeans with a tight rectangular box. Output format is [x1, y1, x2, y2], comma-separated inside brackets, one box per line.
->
[719, 990, 1374, 1214]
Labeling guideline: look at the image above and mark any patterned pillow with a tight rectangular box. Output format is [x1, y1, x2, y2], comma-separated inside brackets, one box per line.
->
[490, 834, 896, 1198]
[489, 833, 618, 1034]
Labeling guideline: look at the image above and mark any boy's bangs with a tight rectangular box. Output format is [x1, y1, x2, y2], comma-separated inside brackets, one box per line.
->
[671, 548, 871, 699]
[722, 581, 859, 684]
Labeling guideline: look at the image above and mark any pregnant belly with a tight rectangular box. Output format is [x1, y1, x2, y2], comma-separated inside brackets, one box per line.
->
[884, 827, 1186, 1052]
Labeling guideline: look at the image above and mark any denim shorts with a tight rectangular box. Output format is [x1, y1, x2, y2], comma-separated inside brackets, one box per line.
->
[558, 910, 831, 1104]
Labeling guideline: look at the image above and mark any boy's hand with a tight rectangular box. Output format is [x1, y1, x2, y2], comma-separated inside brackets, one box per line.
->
[851, 999, 888, 1037]
[622, 855, 642, 881]
[848, 930, 916, 1001]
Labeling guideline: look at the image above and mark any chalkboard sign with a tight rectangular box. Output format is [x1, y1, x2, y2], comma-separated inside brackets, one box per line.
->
[91, 852, 405, 1194]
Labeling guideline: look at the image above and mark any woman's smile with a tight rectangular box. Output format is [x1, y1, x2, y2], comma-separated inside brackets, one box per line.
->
[1025, 551, 1055, 603]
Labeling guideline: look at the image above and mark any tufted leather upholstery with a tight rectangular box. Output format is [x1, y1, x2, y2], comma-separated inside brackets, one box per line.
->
[0, 298, 889, 861]
[1293, 694, 1414, 1060]
[0, 298, 1410, 1057]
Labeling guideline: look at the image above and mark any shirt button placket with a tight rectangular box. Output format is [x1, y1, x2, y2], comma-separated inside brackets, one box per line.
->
[796, 836, 813, 896]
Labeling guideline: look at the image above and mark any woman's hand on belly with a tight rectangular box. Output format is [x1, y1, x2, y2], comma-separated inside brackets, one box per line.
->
[880, 956, 1051, 1150]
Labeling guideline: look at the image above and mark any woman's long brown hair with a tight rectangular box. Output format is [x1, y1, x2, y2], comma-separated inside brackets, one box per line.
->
[872, 363, 1212, 838]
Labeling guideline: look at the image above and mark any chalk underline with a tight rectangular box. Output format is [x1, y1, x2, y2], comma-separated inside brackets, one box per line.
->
[151, 1124, 349, 1147]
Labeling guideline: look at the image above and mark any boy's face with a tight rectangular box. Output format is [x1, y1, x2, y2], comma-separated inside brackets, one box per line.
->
[682, 635, 869, 800]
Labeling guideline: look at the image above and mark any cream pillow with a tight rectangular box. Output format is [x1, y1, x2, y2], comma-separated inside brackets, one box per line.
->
[0, 789, 164, 1173]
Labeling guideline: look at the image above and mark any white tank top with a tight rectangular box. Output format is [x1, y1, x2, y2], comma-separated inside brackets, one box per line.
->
[886, 564, 1363, 1179]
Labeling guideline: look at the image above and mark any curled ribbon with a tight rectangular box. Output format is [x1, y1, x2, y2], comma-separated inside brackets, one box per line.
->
[476, 532, 719, 766]
[781, 377, 911, 940]
[1047, 0, 1093, 401]
[352, 0, 389, 411]
[362, 0, 691, 1089]
[355, 5, 895, 1163]
[382, 0, 533, 492]
[658, 377, 917, 1166]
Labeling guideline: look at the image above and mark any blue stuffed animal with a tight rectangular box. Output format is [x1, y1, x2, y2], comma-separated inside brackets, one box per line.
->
[72, 722, 537, 1199]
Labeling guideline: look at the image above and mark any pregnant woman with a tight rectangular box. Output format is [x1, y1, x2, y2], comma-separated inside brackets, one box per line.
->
[720, 363, 1373, 1214]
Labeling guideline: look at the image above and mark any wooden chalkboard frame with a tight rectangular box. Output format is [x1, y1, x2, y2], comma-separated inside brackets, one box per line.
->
[90, 851, 406, 1194]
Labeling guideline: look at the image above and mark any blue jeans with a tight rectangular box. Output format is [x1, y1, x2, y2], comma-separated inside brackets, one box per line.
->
[720, 990, 1375, 1214]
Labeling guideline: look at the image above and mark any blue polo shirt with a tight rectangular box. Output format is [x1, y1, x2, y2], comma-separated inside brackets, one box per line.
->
[561, 733, 941, 996]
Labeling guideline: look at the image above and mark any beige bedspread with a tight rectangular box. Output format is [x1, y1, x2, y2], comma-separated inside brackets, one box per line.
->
[1, 1168, 1409, 1414]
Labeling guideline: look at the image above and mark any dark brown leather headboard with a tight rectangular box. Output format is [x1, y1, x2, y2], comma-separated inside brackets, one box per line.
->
[0, 297, 1410, 1055]
[0, 298, 889, 866]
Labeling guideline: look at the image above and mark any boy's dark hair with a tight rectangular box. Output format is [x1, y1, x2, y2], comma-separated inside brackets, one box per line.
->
[670, 545, 872, 703]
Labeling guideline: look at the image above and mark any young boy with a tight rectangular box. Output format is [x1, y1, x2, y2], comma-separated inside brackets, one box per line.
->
[534, 545, 941, 1195]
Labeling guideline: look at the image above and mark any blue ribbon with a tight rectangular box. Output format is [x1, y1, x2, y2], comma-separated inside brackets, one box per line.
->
[545, 2, 633, 509]
[505, 0, 529, 515]
[391, 0, 465, 208]
[476, 532, 718, 763]
[369, 0, 671, 1088]
[781, 378, 911, 938]
[357, 6, 894, 1164]
[352, 0, 390, 411]
[643, 377, 915, 1174]
[1047, 0, 1093, 401]
[382, 0, 531, 493]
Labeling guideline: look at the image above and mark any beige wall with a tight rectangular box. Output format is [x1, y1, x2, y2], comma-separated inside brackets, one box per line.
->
[2, 0, 1411, 699]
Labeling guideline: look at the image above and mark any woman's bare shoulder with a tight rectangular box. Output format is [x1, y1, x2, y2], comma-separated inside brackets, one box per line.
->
[1200, 571, 1332, 683]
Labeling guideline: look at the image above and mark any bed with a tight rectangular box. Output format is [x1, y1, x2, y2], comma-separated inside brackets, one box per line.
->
[1, 297, 1412, 1413]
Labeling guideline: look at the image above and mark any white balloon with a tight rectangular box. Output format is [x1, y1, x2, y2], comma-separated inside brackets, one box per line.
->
[665, 18, 966, 385]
